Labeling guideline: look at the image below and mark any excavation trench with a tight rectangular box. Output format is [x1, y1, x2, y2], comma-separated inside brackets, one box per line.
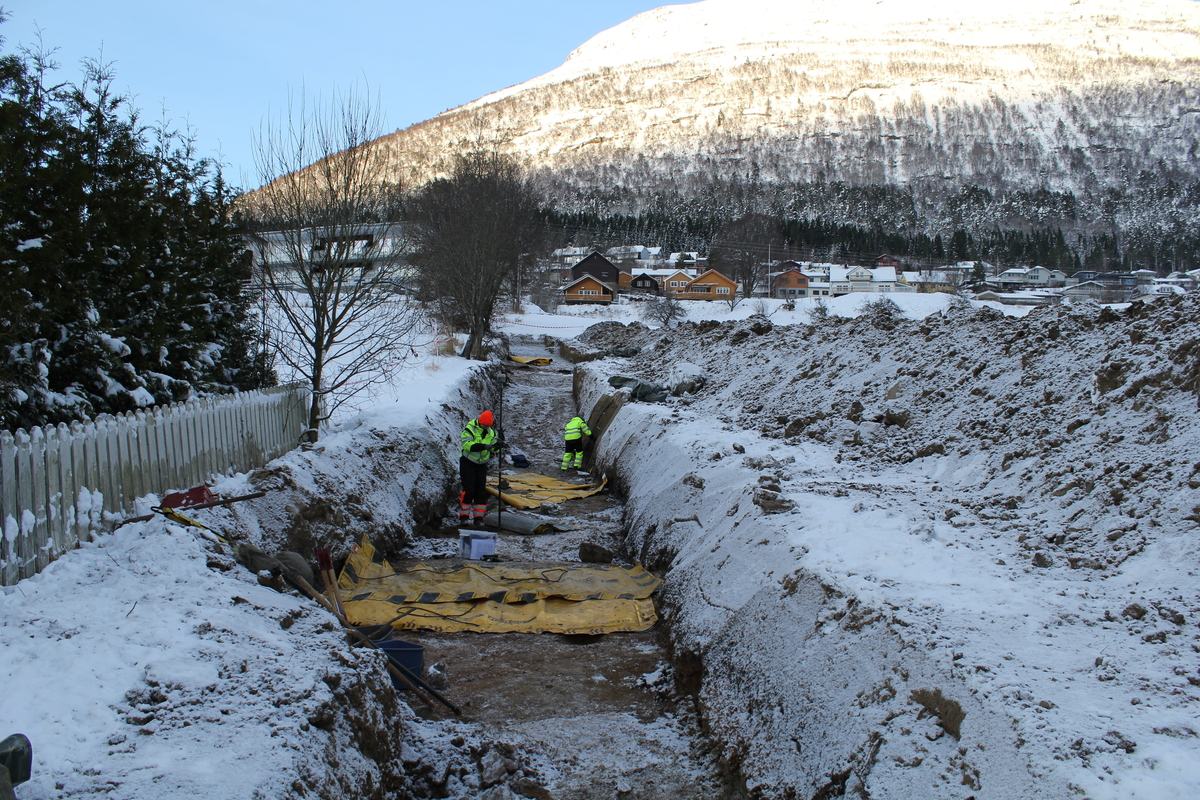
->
[386, 337, 737, 800]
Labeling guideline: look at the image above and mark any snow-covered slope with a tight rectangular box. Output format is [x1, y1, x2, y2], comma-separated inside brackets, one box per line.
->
[490, 0, 1200, 100]
[0, 356, 527, 800]
[374, 0, 1200, 203]
[569, 293, 1200, 798]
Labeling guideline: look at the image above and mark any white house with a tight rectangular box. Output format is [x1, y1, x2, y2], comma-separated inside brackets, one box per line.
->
[245, 222, 410, 291]
[1139, 283, 1187, 298]
[665, 252, 706, 270]
[550, 246, 594, 266]
[604, 245, 664, 268]
[1161, 272, 1197, 291]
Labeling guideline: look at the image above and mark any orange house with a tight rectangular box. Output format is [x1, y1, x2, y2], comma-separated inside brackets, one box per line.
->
[677, 269, 738, 300]
[562, 274, 614, 305]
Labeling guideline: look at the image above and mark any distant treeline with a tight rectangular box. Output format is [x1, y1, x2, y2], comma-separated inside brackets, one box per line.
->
[542, 177, 1200, 274]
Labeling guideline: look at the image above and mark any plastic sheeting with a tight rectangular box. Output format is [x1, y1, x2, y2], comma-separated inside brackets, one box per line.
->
[509, 356, 553, 366]
[338, 536, 661, 634]
[480, 512, 573, 535]
[486, 472, 607, 510]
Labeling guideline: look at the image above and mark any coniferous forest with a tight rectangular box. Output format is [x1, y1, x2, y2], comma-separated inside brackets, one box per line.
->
[542, 178, 1200, 275]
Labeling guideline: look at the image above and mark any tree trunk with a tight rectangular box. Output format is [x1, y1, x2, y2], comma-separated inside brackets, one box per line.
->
[306, 350, 324, 442]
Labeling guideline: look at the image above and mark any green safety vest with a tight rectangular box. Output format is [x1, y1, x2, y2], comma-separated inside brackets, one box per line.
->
[564, 416, 591, 441]
[460, 420, 498, 464]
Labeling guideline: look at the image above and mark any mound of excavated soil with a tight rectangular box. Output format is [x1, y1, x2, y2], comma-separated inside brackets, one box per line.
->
[568, 293, 1200, 799]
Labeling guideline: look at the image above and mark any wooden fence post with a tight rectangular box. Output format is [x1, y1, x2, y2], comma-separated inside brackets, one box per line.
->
[1, 430, 20, 586]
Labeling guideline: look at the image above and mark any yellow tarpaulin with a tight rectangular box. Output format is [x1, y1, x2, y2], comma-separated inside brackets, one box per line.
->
[338, 535, 661, 634]
[347, 596, 659, 635]
[510, 356, 552, 366]
[487, 472, 607, 510]
[342, 560, 660, 604]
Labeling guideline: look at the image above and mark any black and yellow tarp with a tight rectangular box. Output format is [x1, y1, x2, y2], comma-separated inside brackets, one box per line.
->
[486, 472, 607, 510]
[509, 355, 552, 366]
[338, 535, 661, 634]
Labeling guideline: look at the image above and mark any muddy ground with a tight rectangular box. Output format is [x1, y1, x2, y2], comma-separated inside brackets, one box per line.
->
[389, 337, 731, 800]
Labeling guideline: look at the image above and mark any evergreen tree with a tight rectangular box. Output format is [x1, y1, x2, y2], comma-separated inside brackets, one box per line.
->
[0, 30, 269, 431]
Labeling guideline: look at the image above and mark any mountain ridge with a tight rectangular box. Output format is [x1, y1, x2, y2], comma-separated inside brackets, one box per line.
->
[472, 0, 1200, 105]
[242, 0, 1200, 259]
[367, 0, 1200, 216]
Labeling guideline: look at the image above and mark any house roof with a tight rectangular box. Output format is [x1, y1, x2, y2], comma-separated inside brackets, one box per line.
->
[638, 268, 697, 278]
[687, 269, 735, 283]
[562, 274, 613, 291]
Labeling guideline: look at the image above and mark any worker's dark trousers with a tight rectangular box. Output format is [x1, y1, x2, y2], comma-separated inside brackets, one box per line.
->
[459, 457, 490, 520]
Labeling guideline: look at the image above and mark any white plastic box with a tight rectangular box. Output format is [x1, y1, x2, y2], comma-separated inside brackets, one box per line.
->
[459, 532, 497, 560]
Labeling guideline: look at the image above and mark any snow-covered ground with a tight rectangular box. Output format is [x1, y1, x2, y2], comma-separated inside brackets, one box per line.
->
[568, 292, 1200, 798]
[498, 292, 1031, 337]
[0, 352, 530, 800]
[3, 291, 1193, 799]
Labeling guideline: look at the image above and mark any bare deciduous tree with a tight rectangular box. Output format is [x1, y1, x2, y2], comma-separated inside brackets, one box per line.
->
[750, 297, 779, 317]
[247, 88, 421, 440]
[407, 151, 545, 360]
[639, 294, 686, 327]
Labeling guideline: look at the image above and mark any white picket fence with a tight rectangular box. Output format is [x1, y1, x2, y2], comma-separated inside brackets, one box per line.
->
[1, 383, 311, 586]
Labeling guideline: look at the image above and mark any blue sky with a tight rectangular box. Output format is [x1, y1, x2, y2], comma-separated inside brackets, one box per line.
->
[6, 1, 673, 190]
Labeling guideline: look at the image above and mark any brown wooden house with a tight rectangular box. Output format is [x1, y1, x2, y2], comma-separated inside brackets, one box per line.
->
[771, 266, 811, 298]
[677, 269, 738, 300]
[562, 274, 614, 305]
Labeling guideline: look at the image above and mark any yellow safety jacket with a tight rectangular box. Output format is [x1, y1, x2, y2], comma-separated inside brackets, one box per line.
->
[564, 416, 591, 441]
[460, 420, 498, 464]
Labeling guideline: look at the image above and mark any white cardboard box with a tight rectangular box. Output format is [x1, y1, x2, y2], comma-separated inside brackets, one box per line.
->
[459, 532, 497, 560]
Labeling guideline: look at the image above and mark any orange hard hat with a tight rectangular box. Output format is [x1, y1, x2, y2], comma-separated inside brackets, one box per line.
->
[479, 410, 494, 426]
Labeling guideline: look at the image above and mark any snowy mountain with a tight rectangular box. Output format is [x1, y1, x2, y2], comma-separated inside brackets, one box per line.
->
[376, 0, 1200, 208]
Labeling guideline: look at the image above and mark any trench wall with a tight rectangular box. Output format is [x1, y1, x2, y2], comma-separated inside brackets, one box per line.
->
[576, 364, 1047, 800]
[202, 364, 505, 564]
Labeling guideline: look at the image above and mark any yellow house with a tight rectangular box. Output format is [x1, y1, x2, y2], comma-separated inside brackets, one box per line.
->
[677, 269, 738, 300]
[659, 270, 695, 294]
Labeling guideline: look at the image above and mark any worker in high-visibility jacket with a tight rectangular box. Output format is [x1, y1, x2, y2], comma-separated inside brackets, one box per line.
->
[561, 415, 592, 471]
[459, 410, 498, 525]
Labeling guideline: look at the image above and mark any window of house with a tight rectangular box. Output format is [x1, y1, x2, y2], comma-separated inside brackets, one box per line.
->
[717, 286, 730, 294]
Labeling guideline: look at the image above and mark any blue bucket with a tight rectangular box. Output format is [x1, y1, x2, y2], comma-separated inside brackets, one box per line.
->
[377, 640, 424, 688]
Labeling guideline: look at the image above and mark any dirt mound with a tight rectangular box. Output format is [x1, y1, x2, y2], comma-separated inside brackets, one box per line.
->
[615, 294, 1200, 574]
